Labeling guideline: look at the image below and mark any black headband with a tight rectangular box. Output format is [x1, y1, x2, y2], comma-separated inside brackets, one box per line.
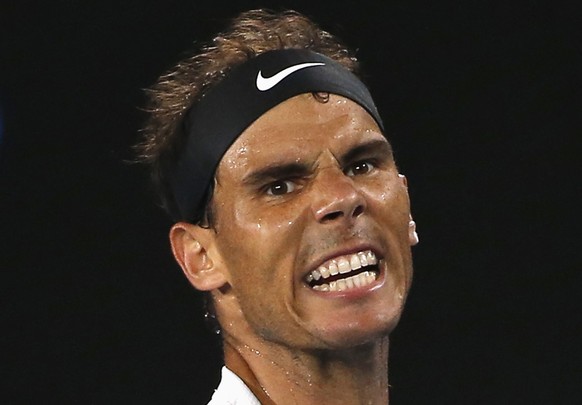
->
[170, 49, 384, 221]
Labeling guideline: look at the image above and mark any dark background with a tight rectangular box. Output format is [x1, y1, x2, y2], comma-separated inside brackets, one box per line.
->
[1, 0, 579, 403]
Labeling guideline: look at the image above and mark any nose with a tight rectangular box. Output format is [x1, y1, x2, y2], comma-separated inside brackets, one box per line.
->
[311, 168, 367, 224]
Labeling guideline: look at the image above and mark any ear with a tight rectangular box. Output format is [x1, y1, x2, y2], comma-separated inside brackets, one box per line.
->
[400, 174, 419, 246]
[169, 222, 227, 291]
[408, 217, 420, 246]
[398, 173, 409, 188]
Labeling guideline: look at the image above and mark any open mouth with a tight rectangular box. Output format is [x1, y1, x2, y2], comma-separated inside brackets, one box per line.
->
[304, 250, 380, 292]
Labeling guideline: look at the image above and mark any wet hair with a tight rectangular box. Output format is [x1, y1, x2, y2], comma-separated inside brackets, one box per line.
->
[135, 9, 359, 224]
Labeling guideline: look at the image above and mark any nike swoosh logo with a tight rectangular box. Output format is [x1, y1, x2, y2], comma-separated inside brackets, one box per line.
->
[256, 62, 325, 91]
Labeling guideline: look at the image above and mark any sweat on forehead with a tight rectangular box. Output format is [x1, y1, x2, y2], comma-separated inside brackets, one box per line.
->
[219, 94, 388, 182]
[170, 49, 384, 222]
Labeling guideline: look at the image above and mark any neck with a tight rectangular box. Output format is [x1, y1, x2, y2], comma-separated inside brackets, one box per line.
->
[223, 334, 390, 405]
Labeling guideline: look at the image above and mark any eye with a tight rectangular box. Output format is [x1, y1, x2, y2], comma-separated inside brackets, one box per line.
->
[345, 161, 374, 176]
[266, 180, 297, 196]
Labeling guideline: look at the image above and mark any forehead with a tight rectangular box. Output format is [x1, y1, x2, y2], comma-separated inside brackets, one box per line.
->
[219, 94, 386, 171]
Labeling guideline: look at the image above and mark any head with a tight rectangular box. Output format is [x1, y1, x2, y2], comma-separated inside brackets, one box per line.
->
[138, 10, 417, 351]
[137, 9, 358, 223]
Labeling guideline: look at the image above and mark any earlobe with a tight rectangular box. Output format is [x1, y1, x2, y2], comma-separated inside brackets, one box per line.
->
[169, 222, 227, 291]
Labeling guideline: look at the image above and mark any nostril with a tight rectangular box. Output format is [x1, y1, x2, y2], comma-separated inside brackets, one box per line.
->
[320, 211, 343, 223]
[352, 204, 364, 218]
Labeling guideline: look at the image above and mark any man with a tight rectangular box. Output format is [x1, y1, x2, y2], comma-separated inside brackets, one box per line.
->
[137, 9, 418, 404]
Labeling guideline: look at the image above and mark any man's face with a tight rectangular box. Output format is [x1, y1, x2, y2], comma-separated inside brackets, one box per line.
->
[209, 94, 413, 349]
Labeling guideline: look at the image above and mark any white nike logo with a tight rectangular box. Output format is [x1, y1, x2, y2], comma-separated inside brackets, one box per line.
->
[256, 62, 325, 91]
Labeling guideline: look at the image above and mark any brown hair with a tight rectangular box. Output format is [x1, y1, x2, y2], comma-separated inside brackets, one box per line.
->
[136, 9, 359, 223]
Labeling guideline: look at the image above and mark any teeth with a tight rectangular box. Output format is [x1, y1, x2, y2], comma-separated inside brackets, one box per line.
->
[345, 277, 354, 289]
[329, 262, 339, 275]
[350, 255, 361, 270]
[306, 250, 378, 286]
[358, 252, 368, 267]
[306, 250, 381, 292]
[353, 274, 362, 288]
[338, 258, 351, 274]
[312, 269, 321, 281]
[311, 270, 378, 292]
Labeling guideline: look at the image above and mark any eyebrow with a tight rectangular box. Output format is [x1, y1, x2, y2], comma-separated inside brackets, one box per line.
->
[339, 139, 393, 166]
[242, 139, 393, 187]
[242, 162, 313, 187]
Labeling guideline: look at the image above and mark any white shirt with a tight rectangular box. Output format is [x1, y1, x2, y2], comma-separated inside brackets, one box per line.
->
[207, 366, 261, 405]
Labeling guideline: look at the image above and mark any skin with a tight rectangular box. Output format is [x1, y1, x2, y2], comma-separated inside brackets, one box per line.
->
[171, 94, 417, 404]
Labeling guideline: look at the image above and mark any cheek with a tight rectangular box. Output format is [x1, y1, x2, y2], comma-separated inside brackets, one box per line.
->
[365, 177, 413, 276]
[229, 188, 310, 240]
[215, 191, 309, 282]
[365, 175, 410, 220]
[214, 202, 311, 340]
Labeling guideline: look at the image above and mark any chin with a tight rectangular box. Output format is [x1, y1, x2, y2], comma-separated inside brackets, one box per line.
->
[313, 311, 402, 349]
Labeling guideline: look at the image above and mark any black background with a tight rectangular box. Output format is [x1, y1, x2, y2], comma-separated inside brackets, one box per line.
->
[1, 1, 579, 403]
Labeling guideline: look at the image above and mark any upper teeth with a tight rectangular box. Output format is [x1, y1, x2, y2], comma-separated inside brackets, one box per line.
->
[306, 250, 378, 284]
